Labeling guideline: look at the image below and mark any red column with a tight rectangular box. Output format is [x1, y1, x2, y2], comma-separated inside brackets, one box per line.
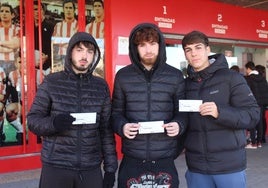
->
[24, 0, 37, 151]
[77, 0, 86, 32]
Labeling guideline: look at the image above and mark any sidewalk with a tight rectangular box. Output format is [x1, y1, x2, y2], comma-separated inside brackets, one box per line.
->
[1, 143, 268, 188]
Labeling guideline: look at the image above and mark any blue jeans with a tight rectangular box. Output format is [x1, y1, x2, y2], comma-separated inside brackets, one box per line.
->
[185, 169, 246, 188]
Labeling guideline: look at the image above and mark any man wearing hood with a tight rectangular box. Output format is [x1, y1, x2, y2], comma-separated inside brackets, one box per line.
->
[27, 32, 117, 188]
[111, 23, 187, 187]
[182, 30, 260, 188]
[244, 61, 268, 148]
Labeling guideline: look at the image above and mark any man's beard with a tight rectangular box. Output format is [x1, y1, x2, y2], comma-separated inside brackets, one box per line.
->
[140, 56, 157, 67]
[72, 61, 90, 72]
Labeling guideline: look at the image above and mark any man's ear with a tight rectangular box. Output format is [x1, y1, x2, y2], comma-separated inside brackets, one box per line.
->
[206, 46, 211, 55]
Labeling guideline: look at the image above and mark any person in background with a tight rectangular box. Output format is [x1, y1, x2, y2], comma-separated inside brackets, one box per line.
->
[34, 0, 55, 85]
[182, 30, 260, 188]
[0, 3, 20, 76]
[111, 23, 187, 188]
[27, 32, 117, 188]
[52, 0, 78, 72]
[0, 54, 23, 146]
[0, 3, 22, 146]
[255, 64, 266, 78]
[86, 0, 104, 39]
[0, 3, 20, 102]
[244, 61, 268, 148]
[230, 65, 240, 73]
[255, 64, 268, 143]
[86, 0, 104, 78]
[53, 0, 77, 38]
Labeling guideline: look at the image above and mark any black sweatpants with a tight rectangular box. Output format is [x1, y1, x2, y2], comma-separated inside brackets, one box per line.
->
[249, 105, 264, 144]
[118, 156, 179, 188]
[39, 165, 103, 188]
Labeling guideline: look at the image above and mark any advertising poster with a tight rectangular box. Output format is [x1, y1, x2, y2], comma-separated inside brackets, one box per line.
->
[51, 0, 105, 78]
[0, 0, 23, 146]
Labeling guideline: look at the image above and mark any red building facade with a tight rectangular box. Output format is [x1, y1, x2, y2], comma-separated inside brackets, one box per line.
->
[0, 0, 267, 173]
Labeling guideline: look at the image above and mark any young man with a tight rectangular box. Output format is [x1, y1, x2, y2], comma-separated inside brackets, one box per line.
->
[52, 0, 78, 71]
[244, 61, 268, 148]
[53, 0, 77, 38]
[0, 3, 20, 76]
[182, 30, 260, 188]
[111, 23, 187, 188]
[86, 0, 105, 78]
[34, 0, 55, 85]
[0, 3, 22, 146]
[27, 32, 117, 188]
[86, 0, 104, 39]
[255, 64, 268, 143]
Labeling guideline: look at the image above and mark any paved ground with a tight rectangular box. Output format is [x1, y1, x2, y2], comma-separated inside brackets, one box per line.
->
[0, 142, 268, 188]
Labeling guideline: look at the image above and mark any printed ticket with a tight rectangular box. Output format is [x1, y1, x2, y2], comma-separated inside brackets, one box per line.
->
[71, 112, 97, 124]
[179, 100, 203, 112]
[138, 121, 164, 134]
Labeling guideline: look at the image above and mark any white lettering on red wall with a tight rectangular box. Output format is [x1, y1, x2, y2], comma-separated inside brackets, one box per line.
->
[154, 5, 176, 29]
[212, 13, 229, 35]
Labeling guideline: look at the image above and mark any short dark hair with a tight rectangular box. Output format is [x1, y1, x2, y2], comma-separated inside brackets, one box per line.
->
[73, 41, 95, 53]
[182, 30, 209, 50]
[255, 65, 265, 74]
[133, 27, 159, 45]
[245, 61, 255, 70]
[93, 0, 104, 8]
[0, 3, 14, 14]
[33, 0, 46, 12]
[230, 65, 240, 73]
[63, 0, 76, 10]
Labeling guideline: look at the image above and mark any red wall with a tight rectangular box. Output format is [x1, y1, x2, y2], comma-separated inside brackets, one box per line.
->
[106, 0, 268, 87]
[1, 0, 268, 173]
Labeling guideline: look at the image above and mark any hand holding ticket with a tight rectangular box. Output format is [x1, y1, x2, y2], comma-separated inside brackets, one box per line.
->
[138, 121, 164, 134]
[179, 100, 203, 112]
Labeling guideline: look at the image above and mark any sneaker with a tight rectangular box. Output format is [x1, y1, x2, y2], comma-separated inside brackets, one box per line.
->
[257, 143, 262, 148]
[245, 143, 257, 149]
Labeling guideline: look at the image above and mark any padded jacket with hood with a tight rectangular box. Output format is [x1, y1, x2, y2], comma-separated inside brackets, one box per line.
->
[111, 23, 187, 161]
[27, 32, 117, 173]
[244, 71, 268, 106]
[184, 53, 260, 174]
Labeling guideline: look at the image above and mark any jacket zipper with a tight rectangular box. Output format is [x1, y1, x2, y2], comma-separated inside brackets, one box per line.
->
[146, 76, 152, 161]
[77, 74, 83, 168]
[198, 79, 209, 173]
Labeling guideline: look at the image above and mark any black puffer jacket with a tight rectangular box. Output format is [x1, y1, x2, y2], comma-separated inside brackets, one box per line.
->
[185, 53, 260, 174]
[111, 23, 187, 160]
[27, 32, 117, 173]
[244, 71, 268, 106]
